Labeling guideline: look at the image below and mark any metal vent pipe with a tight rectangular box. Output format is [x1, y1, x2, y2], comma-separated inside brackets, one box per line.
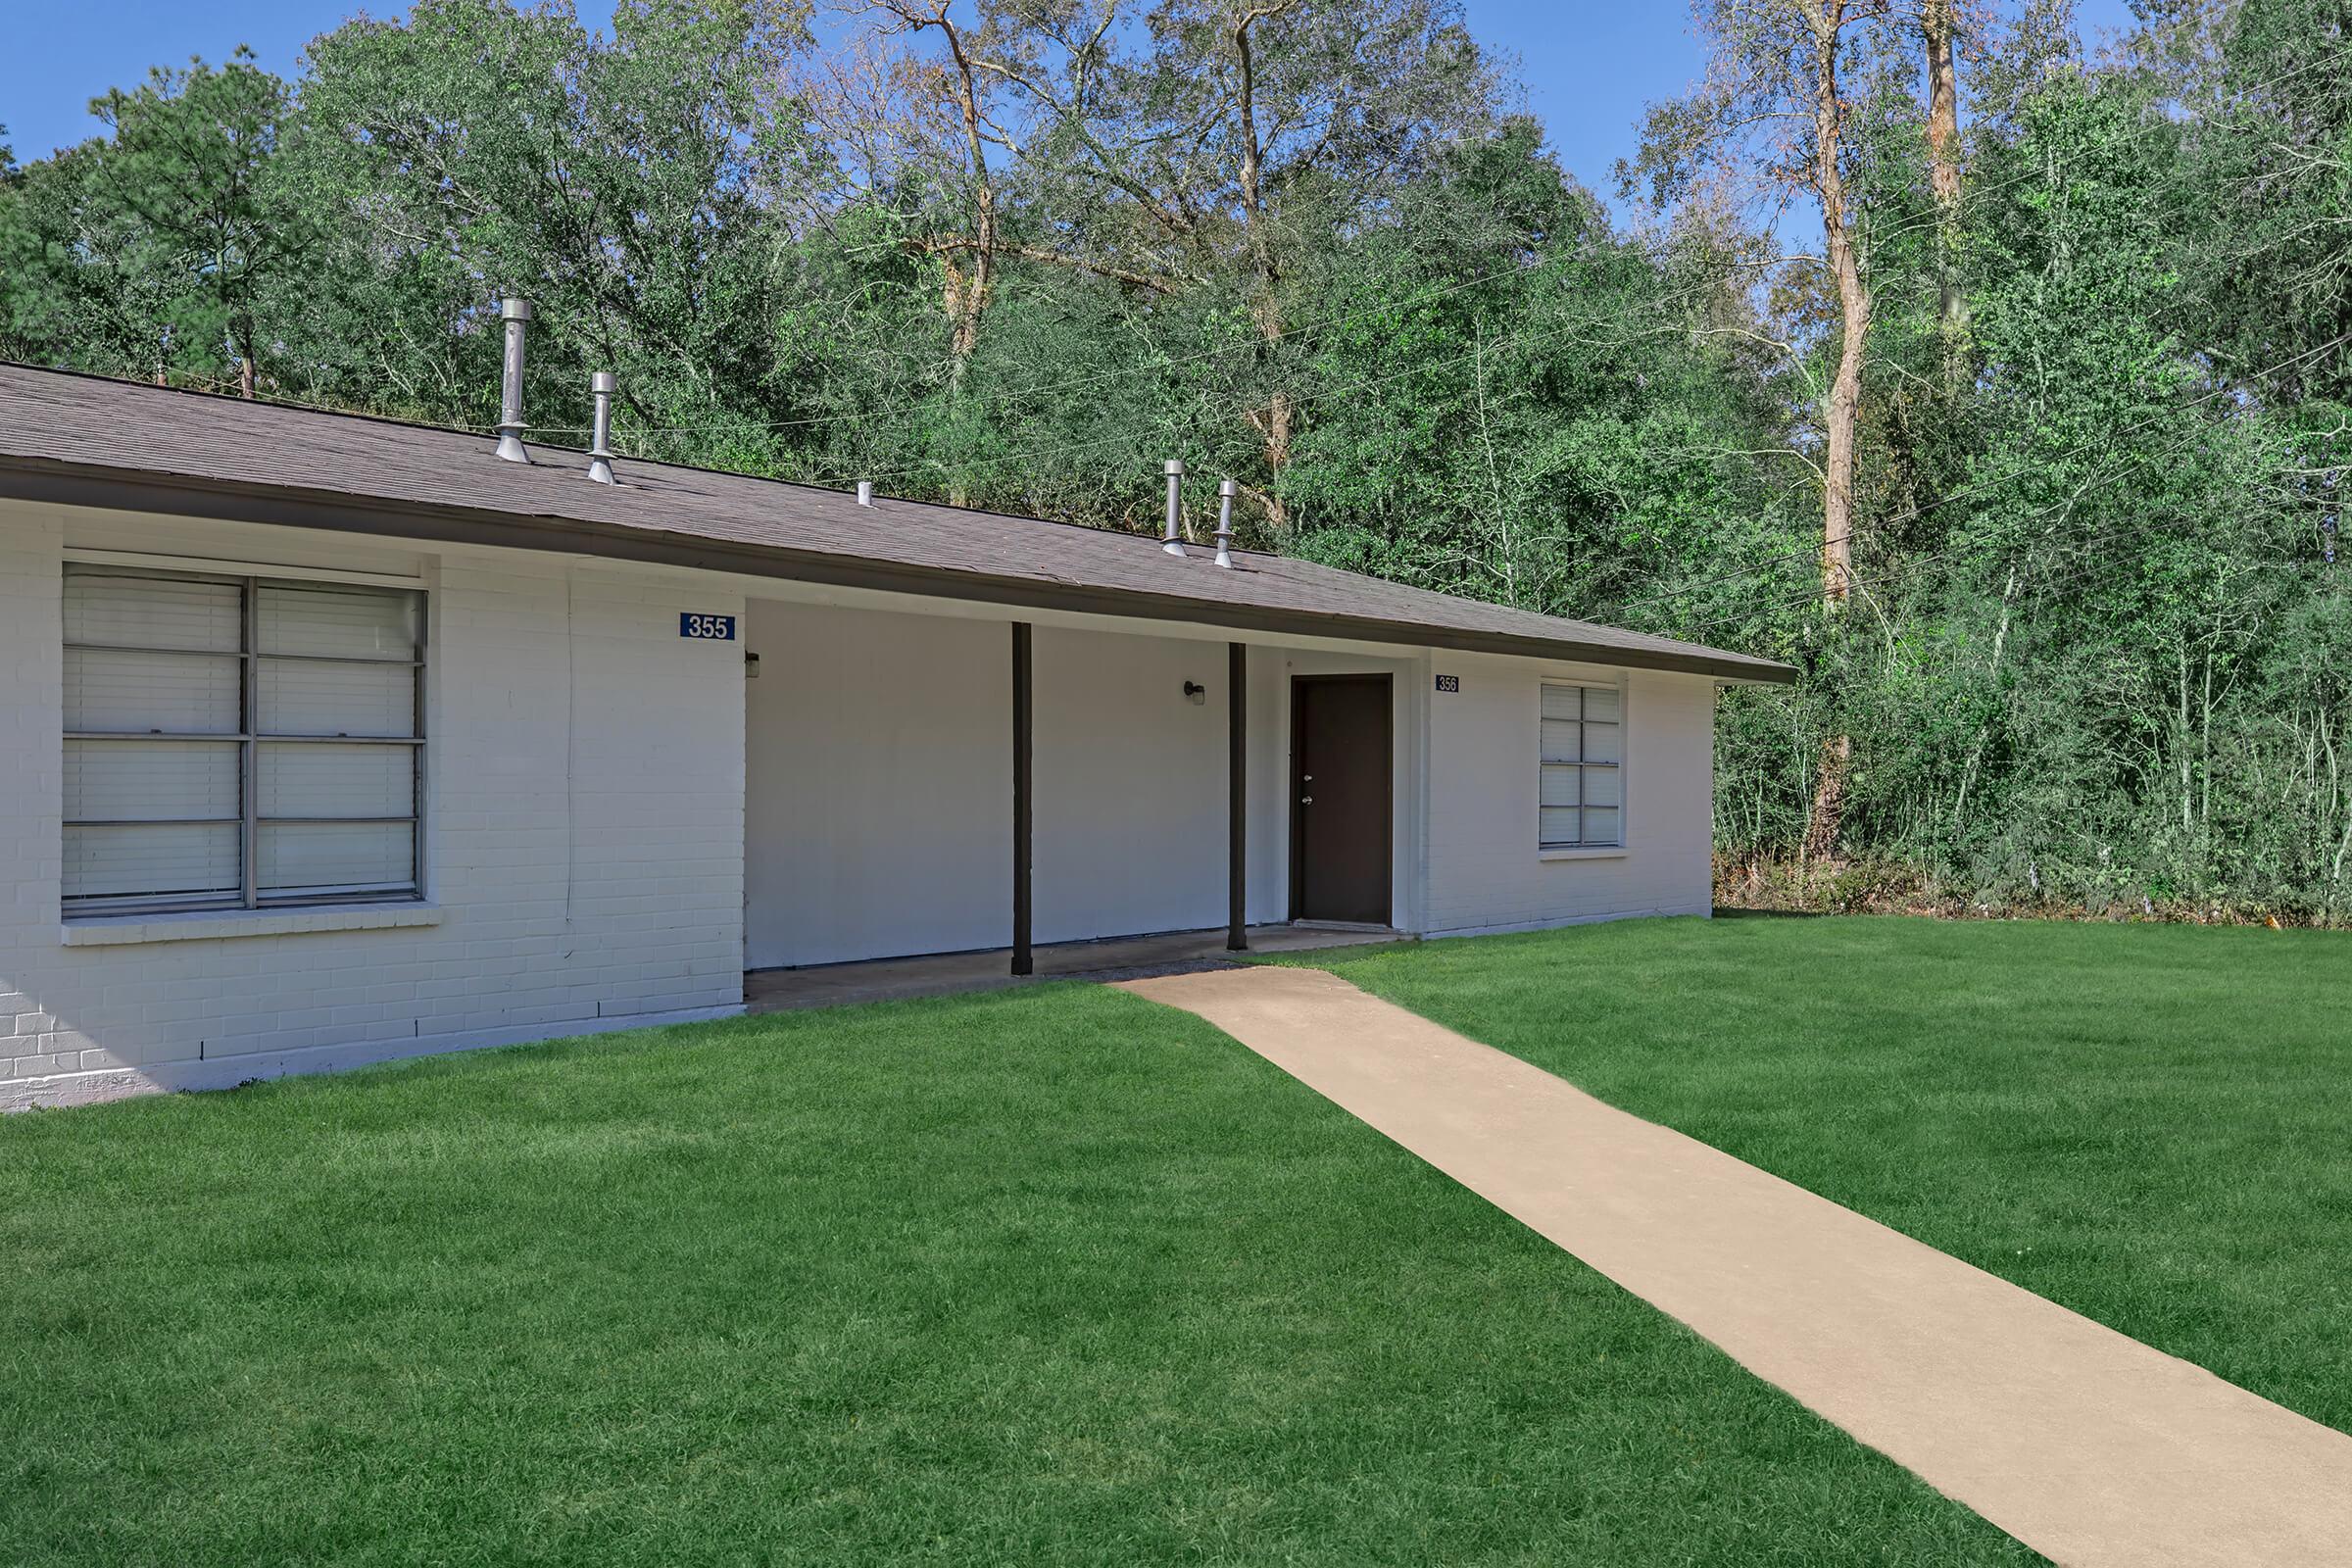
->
[1162, 458, 1187, 557]
[494, 298, 533, 464]
[857, 480, 874, 507]
[587, 370, 616, 484]
[1213, 479, 1237, 568]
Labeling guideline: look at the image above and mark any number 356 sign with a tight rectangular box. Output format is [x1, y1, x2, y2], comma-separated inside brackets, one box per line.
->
[680, 612, 737, 641]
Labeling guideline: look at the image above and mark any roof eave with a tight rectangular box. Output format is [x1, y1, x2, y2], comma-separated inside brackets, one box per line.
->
[0, 457, 1800, 685]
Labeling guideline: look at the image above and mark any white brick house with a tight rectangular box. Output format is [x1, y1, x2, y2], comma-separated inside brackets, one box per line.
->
[0, 365, 1791, 1109]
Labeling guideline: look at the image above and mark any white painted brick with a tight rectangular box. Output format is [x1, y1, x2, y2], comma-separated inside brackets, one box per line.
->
[1422, 660, 1717, 934]
[4, 502, 1711, 1109]
[1, 512, 745, 1102]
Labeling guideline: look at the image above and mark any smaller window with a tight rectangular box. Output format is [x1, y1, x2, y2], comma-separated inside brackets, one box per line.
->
[1540, 683, 1623, 849]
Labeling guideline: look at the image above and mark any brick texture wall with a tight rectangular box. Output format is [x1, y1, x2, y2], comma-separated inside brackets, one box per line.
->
[0, 504, 746, 1108]
[1423, 657, 1717, 936]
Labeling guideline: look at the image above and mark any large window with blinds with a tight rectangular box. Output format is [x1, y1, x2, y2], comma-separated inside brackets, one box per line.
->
[63, 564, 425, 916]
[1540, 682, 1623, 850]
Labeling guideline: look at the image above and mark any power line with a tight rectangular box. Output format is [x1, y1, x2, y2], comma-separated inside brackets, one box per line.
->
[528, 230, 1790, 442]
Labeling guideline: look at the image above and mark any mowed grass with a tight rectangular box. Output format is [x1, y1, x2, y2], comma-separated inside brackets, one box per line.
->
[1292, 914, 2352, 1435]
[0, 984, 2034, 1566]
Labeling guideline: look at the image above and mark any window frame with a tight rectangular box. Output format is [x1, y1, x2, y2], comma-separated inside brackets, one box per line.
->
[1538, 678, 1627, 853]
[62, 563, 428, 918]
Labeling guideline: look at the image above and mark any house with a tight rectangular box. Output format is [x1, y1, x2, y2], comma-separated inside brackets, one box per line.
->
[0, 349, 1792, 1109]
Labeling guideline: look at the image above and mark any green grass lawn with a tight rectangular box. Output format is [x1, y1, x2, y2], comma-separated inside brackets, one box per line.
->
[0, 984, 2033, 1566]
[1289, 914, 2352, 1437]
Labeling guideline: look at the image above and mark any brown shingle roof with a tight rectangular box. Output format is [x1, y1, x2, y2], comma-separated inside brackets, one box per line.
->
[0, 365, 1794, 683]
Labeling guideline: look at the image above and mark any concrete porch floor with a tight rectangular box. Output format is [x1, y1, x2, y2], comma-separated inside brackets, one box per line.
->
[744, 924, 1408, 1012]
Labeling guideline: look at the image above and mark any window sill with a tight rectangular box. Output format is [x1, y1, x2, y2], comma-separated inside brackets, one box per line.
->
[61, 904, 443, 948]
[1539, 847, 1629, 862]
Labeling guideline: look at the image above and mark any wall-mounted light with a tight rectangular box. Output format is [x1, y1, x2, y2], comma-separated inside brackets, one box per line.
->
[1183, 680, 1206, 705]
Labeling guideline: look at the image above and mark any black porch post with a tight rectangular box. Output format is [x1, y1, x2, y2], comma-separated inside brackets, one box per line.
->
[1228, 640, 1249, 951]
[1011, 621, 1034, 976]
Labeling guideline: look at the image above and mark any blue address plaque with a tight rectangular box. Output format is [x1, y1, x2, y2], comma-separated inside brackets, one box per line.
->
[680, 612, 737, 641]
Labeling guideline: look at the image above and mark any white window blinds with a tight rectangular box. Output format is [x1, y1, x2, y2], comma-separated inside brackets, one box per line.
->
[63, 565, 425, 915]
[1540, 683, 1623, 849]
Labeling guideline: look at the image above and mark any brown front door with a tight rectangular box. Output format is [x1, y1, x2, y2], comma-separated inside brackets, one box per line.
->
[1290, 674, 1393, 924]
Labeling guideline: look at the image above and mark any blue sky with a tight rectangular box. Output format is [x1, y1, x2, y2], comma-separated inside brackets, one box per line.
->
[3, 0, 2139, 199]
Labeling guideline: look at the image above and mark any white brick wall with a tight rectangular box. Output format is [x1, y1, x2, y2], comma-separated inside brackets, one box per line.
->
[1422, 656, 1717, 936]
[0, 505, 745, 1108]
[2, 496, 1729, 1109]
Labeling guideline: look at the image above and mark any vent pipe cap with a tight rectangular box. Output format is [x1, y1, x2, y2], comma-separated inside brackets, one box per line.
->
[587, 370, 617, 485]
[1161, 458, 1187, 557]
[494, 297, 533, 464]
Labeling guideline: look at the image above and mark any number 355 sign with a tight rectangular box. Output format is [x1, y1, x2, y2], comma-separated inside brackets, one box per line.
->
[679, 612, 737, 641]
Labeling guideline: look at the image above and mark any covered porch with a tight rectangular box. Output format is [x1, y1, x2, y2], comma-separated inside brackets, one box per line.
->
[740, 587, 1427, 983]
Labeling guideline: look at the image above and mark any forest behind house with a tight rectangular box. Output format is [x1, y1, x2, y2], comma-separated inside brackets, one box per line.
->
[2, 0, 2345, 919]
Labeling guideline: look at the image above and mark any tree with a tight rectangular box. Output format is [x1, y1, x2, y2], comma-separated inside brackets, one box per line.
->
[1923, 0, 1968, 379]
[1283, 122, 1799, 635]
[294, 0, 813, 440]
[827, 0, 1006, 398]
[955, 0, 1497, 529]
[1628, 0, 1930, 858]
[0, 51, 305, 394]
[8, 0, 2348, 916]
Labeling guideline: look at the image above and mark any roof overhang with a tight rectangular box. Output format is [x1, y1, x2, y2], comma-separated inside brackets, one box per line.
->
[0, 458, 1799, 685]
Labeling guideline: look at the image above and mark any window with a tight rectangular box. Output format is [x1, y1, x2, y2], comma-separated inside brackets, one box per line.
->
[1540, 682, 1623, 849]
[63, 564, 425, 916]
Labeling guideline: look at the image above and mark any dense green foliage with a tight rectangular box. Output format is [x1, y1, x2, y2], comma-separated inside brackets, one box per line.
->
[0, 984, 2032, 1564]
[1, 0, 2343, 911]
[1294, 913, 2352, 1435]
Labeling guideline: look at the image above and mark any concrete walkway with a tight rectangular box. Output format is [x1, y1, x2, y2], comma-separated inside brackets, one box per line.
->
[1119, 964, 2352, 1568]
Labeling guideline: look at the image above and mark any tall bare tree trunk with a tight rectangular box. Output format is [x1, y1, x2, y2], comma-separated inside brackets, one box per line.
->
[1813, 9, 1866, 611]
[876, 0, 999, 506]
[940, 11, 995, 507]
[1805, 0, 1870, 861]
[1924, 0, 1967, 386]
[1234, 6, 1292, 536]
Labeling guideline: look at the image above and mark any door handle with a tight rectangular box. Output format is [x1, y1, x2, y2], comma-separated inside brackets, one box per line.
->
[1300, 796, 1313, 806]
